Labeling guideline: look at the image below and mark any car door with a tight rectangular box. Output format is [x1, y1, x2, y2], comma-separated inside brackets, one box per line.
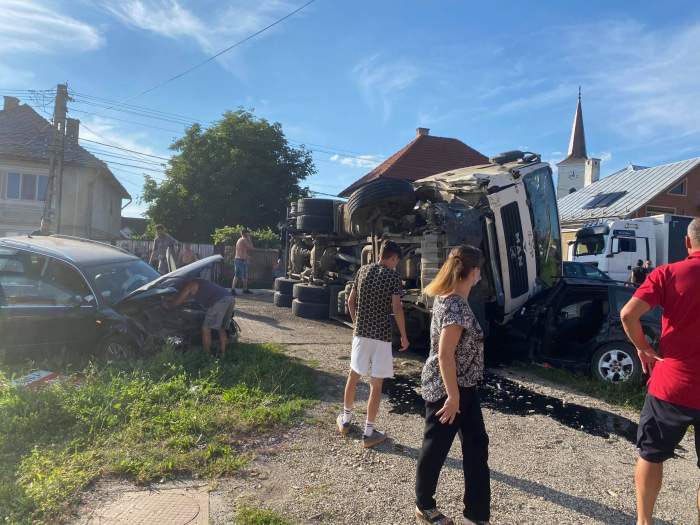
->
[0, 248, 96, 357]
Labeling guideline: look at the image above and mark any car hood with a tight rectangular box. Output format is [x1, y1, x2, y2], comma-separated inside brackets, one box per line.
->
[117, 254, 223, 306]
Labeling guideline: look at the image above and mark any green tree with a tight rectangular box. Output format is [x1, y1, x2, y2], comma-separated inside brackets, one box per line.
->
[142, 109, 313, 242]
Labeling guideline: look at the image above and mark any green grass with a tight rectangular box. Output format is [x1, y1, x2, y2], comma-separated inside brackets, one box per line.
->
[235, 505, 294, 525]
[525, 365, 647, 411]
[0, 343, 318, 524]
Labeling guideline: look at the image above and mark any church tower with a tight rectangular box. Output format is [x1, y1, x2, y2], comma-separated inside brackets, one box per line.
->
[557, 89, 600, 199]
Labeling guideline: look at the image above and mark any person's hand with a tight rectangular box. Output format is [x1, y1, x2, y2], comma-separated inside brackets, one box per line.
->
[637, 346, 663, 374]
[399, 334, 409, 352]
[436, 395, 460, 425]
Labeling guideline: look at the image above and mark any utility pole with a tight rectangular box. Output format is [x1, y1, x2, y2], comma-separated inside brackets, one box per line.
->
[42, 83, 70, 233]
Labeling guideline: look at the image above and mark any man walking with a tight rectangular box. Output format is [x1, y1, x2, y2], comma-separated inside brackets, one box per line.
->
[621, 218, 700, 525]
[337, 240, 409, 448]
[167, 278, 235, 357]
[149, 224, 178, 274]
[232, 229, 254, 295]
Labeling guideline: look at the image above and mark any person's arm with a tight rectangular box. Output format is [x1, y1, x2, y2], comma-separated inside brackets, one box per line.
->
[621, 297, 663, 374]
[436, 324, 463, 424]
[347, 285, 358, 324]
[167, 281, 198, 308]
[148, 239, 157, 263]
[391, 294, 409, 351]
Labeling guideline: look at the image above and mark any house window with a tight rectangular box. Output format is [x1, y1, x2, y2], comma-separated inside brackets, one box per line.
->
[667, 179, 687, 196]
[646, 205, 676, 216]
[5, 173, 49, 201]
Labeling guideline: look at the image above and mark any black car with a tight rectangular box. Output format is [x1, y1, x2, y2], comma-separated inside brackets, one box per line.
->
[509, 277, 662, 382]
[0, 235, 228, 360]
[562, 261, 613, 282]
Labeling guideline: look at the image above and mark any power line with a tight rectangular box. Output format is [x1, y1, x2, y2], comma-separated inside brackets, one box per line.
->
[79, 137, 171, 161]
[84, 147, 167, 166]
[95, 0, 315, 111]
[70, 107, 186, 134]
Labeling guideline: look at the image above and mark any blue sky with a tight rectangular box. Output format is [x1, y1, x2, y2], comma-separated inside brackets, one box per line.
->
[3, 0, 700, 218]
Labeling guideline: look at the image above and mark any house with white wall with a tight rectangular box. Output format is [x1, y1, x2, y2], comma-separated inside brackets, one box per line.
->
[0, 96, 129, 239]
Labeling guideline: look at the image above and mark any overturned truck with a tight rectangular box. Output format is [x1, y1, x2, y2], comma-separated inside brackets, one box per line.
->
[275, 151, 562, 343]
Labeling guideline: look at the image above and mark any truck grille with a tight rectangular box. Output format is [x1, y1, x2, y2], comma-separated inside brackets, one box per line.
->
[501, 202, 528, 298]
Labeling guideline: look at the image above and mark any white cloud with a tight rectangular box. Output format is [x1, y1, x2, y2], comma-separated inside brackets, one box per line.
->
[594, 151, 613, 163]
[0, 0, 102, 54]
[79, 115, 164, 158]
[353, 55, 420, 121]
[329, 153, 382, 169]
[101, 0, 299, 60]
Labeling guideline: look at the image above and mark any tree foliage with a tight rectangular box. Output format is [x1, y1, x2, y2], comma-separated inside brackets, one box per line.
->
[142, 109, 313, 242]
[211, 225, 280, 249]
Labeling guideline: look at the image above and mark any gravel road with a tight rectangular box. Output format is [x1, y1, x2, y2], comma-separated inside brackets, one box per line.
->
[210, 292, 698, 525]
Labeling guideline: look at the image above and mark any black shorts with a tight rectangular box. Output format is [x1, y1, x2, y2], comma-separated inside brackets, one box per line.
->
[637, 394, 700, 467]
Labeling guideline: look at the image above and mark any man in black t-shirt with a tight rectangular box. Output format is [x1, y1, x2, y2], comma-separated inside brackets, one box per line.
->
[336, 241, 409, 448]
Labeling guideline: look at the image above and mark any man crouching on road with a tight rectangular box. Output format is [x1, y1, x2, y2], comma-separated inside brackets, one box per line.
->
[168, 278, 235, 357]
[337, 240, 409, 448]
[621, 217, 700, 525]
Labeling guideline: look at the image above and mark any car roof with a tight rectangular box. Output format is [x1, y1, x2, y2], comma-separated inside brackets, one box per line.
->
[0, 235, 138, 267]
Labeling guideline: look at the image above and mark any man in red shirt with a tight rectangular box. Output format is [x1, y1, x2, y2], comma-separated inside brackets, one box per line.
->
[621, 217, 700, 525]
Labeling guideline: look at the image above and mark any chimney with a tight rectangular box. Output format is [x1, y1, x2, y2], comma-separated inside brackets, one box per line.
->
[66, 118, 80, 142]
[3, 96, 19, 111]
[416, 127, 430, 137]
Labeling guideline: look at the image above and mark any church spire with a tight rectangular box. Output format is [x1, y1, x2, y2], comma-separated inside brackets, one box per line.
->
[566, 87, 587, 160]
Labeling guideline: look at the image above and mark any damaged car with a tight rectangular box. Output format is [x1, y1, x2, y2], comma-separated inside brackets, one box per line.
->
[0, 235, 233, 360]
[508, 277, 662, 382]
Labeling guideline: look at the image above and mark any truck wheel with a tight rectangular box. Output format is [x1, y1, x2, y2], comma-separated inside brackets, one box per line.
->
[296, 214, 334, 233]
[337, 291, 347, 315]
[297, 198, 335, 215]
[346, 178, 416, 222]
[591, 342, 642, 383]
[273, 292, 293, 308]
[292, 299, 329, 320]
[293, 283, 330, 304]
[274, 277, 297, 295]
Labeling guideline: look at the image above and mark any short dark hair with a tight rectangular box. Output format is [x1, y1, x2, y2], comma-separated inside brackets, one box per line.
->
[156, 224, 165, 230]
[636, 259, 643, 267]
[241, 228, 250, 234]
[379, 240, 402, 260]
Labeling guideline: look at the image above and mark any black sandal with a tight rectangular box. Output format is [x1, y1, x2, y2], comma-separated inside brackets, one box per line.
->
[415, 507, 454, 525]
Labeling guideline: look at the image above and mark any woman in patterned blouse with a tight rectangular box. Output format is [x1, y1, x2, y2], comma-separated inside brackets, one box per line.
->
[415, 245, 490, 525]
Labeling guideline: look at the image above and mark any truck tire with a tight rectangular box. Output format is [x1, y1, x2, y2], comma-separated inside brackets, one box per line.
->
[293, 283, 330, 304]
[296, 214, 334, 233]
[273, 292, 293, 308]
[347, 178, 416, 221]
[274, 277, 297, 295]
[297, 198, 335, 215]
[292, 299, 328, 320]
[337, 291, 346, 315]
[591, 342, 642, 383]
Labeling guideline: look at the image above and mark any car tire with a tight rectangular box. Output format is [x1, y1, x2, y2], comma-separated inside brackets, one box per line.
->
[591, 342, 642, 383]
[296, 214, 334, 233]
[273, 292, 293, 308]
[293, 283, 330, 304]
[98, 333, 137, 361]
[292, 299, 329, 320]
[274, 277, 297, 295]
[297, 198, 335, 216]
[346, 178, 416, 228]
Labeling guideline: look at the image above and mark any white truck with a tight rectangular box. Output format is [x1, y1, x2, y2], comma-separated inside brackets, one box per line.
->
[570, 214, 693, 281]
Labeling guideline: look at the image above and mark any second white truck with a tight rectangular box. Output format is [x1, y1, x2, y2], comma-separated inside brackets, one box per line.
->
[570, 214, 693, 281]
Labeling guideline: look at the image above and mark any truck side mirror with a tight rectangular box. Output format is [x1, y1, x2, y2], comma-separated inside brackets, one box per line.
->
[611, 238, 620, 254]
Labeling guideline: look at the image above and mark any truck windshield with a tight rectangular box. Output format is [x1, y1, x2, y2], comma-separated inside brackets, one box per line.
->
[575, 235, 606, 256]
[523, 167, 562, 287]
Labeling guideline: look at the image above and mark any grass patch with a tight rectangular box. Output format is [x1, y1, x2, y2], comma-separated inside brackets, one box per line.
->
[0, 343, 318, 524]
[525, 365, 647, 411]
[235, 505, 294, 525]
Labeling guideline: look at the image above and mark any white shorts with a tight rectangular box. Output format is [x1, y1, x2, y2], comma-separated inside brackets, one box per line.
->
[350, 336, 394, 378]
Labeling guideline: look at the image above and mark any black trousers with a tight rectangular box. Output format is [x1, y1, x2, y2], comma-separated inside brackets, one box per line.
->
[415, 386, 491, 521]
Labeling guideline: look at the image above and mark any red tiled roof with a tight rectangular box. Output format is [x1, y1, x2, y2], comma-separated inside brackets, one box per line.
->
[338, 133, 488, 197]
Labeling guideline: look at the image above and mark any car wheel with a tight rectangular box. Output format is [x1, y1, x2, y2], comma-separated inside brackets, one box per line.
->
[274, 277, 297, 295]
[98, 334, 136, 361]
[297, 198, 335, 215]
[591, 342, 642, 383]
[292, 299, 329, 320]
[292, 283, 330, 304]
[273, 292, 293, 308]
[296, 214, 334, 233]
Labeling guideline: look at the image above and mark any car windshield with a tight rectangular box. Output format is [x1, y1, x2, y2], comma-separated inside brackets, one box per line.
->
[523, 167, 562, 287]
[575, 234, 606, 256]
[564, 262, 610, 281]
[85, 259, 160, 305]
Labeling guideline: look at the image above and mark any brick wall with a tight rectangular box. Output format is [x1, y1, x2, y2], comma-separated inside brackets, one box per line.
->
[633, 164, 700, 218]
